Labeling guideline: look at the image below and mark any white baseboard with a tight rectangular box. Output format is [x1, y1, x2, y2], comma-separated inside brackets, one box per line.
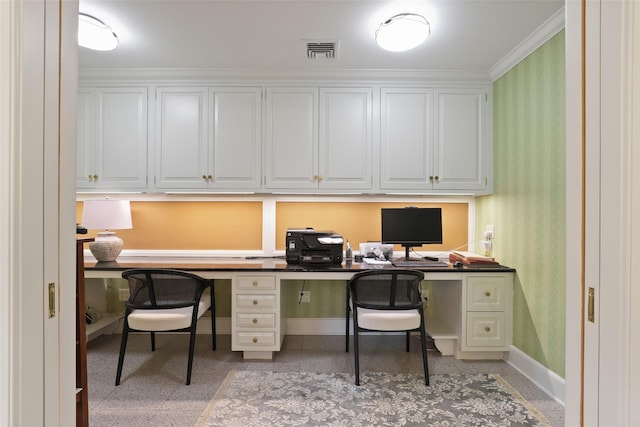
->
[506, 345, 565, 406]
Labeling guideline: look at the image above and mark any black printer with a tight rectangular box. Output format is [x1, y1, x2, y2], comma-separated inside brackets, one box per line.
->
[286, 228, 344, 266]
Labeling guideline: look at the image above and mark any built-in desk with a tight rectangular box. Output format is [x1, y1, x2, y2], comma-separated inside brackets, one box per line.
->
[85, 258, 515, 360]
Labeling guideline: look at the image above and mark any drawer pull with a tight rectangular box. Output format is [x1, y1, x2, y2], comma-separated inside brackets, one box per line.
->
[253, 318, 258, 324]
[252, 337, 258, 343]
[253, 280, 258, 287]
[253, 300, 258, 305]
[484, 326, 491, 332]
[485, 291, 491, 297]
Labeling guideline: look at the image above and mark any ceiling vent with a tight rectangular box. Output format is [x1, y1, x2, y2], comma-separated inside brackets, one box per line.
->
[305, 40, 338, 60]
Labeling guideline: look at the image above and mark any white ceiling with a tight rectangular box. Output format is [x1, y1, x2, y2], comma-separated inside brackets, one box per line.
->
[77, 0, 564, 74]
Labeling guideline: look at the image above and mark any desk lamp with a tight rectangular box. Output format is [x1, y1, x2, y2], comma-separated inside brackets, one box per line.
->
[81, 199, 132, 262]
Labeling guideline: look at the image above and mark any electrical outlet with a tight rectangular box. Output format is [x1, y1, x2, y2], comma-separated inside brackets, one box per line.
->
[118, 288, 130, 301]
[486, 225, 495, 239]
[299, 291, 310, 303]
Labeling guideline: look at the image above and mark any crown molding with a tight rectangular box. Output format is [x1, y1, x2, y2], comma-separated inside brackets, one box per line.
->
[489, 7, 565, 82]
[78, 67, 492, 86]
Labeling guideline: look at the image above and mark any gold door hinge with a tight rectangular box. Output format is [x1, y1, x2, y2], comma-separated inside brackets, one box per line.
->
[588, 287, 595, 323]
[48, 282, 56, 318]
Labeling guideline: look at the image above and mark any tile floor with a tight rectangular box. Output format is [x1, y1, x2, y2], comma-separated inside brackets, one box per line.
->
[87, 333, 565, 426]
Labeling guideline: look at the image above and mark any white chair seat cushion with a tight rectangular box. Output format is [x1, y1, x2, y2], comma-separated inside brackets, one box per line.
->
[128, 289, 211, 331]
[356, 307, 421, 331]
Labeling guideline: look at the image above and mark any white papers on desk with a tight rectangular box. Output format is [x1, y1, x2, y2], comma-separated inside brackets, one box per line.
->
[362, 257, 391, 265]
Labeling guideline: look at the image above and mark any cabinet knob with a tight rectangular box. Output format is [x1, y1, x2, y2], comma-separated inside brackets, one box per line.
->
[252, 281, 258, 287]
[207, 175, 212, 180]
[202, 175, 207, 180]
[434, 175, 439, 182]
[318, 175, 324, 181]
[252, 300, 258, 305]
[92, 174, 98, 181]
[485, 291, 491, 297]
[253, 318, 258, 324]
[484, 326, 491, 332]
[252, 337, 258, 343]
[313, 175, 319, 181]
[429, 176, 434, 182]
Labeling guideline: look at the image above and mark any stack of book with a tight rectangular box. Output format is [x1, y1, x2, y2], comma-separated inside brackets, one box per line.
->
[449, 251, 500, 266]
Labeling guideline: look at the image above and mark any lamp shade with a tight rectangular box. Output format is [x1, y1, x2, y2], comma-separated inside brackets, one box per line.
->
[78, 13, 119, 51]
[82, 199, 132, 230]
[375, 13, 430, 52]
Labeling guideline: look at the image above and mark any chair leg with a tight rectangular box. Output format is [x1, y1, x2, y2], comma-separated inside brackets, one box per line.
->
[186, 326, 197, 385]
[345, 285, 350, 352]
[115, 325, 129, 386]
[353, 327, 361, 386]
[406, 331, 411, 352]
[210, 309, 216, 351]
[150, 331, 156, 351]
[210, 284, 216, 351]
[419, 324, 430, 386]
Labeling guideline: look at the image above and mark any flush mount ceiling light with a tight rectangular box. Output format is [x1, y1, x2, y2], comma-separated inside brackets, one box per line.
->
[78, 12, 119, 51]
[375, 13, 430, 52]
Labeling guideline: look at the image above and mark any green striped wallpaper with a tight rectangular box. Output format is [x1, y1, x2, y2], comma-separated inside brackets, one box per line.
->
[476, 31, 566, 377]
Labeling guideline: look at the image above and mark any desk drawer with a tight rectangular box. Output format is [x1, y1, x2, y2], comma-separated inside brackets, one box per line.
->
[466, 276, 508, 311]
[236, 313, 276, 328]
[237, 275, 276, 290]
[236, 332, 276, 347]
[466, 312, 505, 347]
[236, 294, 276, 309]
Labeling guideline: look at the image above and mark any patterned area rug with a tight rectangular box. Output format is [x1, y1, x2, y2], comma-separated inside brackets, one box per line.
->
[197, 371, 550, 426]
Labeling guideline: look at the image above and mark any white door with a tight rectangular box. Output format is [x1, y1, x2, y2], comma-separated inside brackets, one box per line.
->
[1, 0, 77, 425]
[568, 0, 638, 425]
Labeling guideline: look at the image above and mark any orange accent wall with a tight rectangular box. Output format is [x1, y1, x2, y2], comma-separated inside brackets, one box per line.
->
[276, 201, 468, 252]
[76, 201, 263, 250]
[76, 200, 467, 252]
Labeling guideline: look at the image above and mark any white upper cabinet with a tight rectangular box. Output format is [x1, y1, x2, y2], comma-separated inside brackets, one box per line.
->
[154, 87, 209, 189]
[380, 88, 434, 190]
[154, 87, 262, 191]
[265, 87, 373, 191]
[208, 87, 262, 189]
[264, 87, 318, 189]
[318, 88, 373, 190]
[380, 87, 490, 193]
[76, 87, 148, 190]
[433, 88, 488, 191]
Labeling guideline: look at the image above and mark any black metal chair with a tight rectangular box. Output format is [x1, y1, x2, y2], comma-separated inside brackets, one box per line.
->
[116, 269, 215, 385]
[346, 269, 429, 386]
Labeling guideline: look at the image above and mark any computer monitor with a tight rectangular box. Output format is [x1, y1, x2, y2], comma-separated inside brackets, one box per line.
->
[381, 207, 443, 261]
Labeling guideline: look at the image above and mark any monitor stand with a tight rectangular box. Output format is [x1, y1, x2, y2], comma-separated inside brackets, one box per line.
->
[392, 246, 439, 263]
[392, 246, 418, 263]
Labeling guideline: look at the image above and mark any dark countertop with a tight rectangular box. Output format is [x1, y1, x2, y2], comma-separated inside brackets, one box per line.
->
[85, 257, 515, 273]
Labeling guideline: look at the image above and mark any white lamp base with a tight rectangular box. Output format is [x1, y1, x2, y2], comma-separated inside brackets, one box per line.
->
[89, 231, 124, 262]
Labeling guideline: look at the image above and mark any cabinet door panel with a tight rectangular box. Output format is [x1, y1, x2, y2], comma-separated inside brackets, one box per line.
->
[210, 88, 261, 189]
[380, 89, 433, 189]
[434, 89, 486, 190]
[155, 88, 208, 189]
[265, 88, 317, 189]
[96, 88, 148, 189]
[319, 88, 372, 189]
[76, 89, 96, 189]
